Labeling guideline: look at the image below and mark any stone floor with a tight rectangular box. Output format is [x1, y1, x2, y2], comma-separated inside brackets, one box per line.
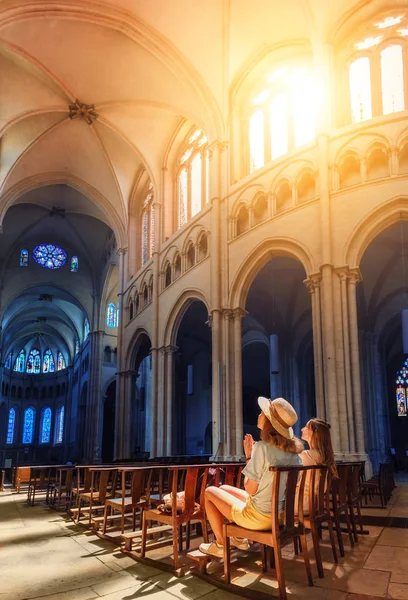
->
[1, 477, 407, 600]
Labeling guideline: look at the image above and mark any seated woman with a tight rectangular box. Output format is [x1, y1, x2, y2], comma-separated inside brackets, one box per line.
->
[300, 418, 338, 512]
[199, 396, 303, 557]
[300, 418, 337, 477]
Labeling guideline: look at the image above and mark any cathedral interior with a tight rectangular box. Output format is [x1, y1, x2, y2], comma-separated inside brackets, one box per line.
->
[1, 2, 408, 597]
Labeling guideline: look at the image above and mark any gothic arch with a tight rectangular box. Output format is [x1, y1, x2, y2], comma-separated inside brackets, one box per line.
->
[344, 196, 408, 268]
[125, 327, 152, 369]
[230, 237, 314, 309]
[164, 289, 210, 347]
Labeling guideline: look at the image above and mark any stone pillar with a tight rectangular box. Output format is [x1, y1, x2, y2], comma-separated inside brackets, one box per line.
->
[164, 345, 177, 456]
[114, 248, 130, 460]
[86, 329, 104, 462]
[304, 274, 325, 420]
[222, 308, 233, 460]
[233, 308, 246, 460]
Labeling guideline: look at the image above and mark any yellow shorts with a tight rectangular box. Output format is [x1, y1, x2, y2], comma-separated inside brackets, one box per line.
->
[231, 497, 283, 531]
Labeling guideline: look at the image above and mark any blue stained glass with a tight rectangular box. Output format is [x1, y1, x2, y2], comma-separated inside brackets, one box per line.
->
[71, 256, 78, 272]
[43, 349, 55, 373]
[40, 407, 52, 443]
[5, 353, 12, 370]
[7, 408, 15, 444]
[84, 319, 90, 339]
[20, 249, 29, 267]
[57, 351, 66, 371]
[75, 338, 79, 355]
[14, 350, 25, 372]
[396, 359, 408, 416]
[26, 349, 41, 374]
[55, 406, 64, 444]
[22, 407, 35, 444]
[107, 303, 118, 328]
[33, 244, 67, 269]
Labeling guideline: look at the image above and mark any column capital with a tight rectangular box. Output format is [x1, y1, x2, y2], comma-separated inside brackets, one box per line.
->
[221, 307, 234, 321]
[232, 307, 248, 321]
[160, 345, 178, 356]
[348, 267, 362, 285]
[334, 266, 350, 282]
[117, 247, 128, 256]
[303, 273, 322, 293]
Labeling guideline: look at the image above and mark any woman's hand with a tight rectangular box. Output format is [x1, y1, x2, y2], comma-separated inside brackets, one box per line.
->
[243, 433, 255, 459]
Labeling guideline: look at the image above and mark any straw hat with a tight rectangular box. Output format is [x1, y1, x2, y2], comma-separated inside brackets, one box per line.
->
[258, 396, 298, 439]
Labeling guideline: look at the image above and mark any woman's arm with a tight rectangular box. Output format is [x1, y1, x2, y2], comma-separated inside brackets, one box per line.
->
[244, 477, 259, 496]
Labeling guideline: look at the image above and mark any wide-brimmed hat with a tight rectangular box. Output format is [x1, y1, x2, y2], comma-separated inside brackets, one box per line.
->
[258, 396, 298, 439]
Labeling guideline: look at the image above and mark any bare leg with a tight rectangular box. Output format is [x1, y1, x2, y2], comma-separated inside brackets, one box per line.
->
[219, 485, 249, 502]
[204, 486, 245, 545]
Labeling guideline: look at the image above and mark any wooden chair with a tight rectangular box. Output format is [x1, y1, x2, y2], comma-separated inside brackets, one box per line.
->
[52, 467, 74, 510]
[302, 466, 338, 578]
[331, 464, 354, 556]
[141, 465, 209, 573]
[223, 465, 315, 600]
[102, 468, 150, 534]
[361, 462, 394, 508]
[345, 462, 365, 540]
[77, 468, 116, 526]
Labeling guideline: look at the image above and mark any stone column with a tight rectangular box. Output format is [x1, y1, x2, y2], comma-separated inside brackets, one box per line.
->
[233, 309, 246, 460]
[222, 308, 233, 459]
[165, 345, 177, 456]
[304, 274, 325, 420]
[347, 268, 366, 457]
[114, 248, 130, 460]
[87, 329, 104, 463]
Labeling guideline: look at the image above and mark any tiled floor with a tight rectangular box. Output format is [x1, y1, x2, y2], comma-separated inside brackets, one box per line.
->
[0, 478, 407, 600]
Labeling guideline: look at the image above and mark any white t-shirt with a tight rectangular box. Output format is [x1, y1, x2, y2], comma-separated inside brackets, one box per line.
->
[242, 441, 302, 514]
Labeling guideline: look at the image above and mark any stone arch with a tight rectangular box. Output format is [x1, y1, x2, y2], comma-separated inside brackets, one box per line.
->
[344, 196, 408, 268]
[125, 327, 152, 369]
[230, 238, 314, 309]
[164, 289, 210, 347]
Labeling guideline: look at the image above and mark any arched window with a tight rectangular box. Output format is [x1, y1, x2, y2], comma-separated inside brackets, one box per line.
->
[7, 408, 15, 444]
[57, 351, 66, 371]
[22, 407, 35, 444]
[186, 243, 195, 270]
[247, 64, 316, 173]
[164, 263, 172, 288]
[177, 128, 209, 228]
[253, 194, 268, 224]
[349, 57, 372, 123]
[54, 405, 64, 444]
[84, 319, 90, 339]
[381, 45, 404, 114]
[14, 350, 25, 372]
[71, 256, 79, 272]
[5, 353, 12, 370]
[20, 249, 29, 267]
[141, 185, 155, 266]
[236, 206, 249, 236]
[106, 303, 118, 328]
[129, 301, 134, 321]
[43, 349, 55, 373]
[26, 349, 41, 374]
[197, 234, 208, 261]
[40, 407, 52, 443]
[396, 359, 408, 417]
[174, 254, 181, 279]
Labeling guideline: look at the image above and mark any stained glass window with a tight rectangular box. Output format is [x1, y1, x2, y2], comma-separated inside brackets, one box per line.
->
[179, 168, 188, 228]
[142, 212, 148, 265]
[150, 205, 155, 257]
[26, 349, 41, 374]
[191, 153, 202, 217]
[20, 249, 29, 267]
[22, 407, 35, 444]
[107, 303, 118, 328]
[396, 360, 408, 416]
[5, 353, 12, 370]
[249, 109, 265, 173]
[75, 338, 79, 355]
[57, 351, 66, 371]
[381, 45, 405, 115]
[349, 57, 372, 123]
[71, 256, 79, 272]
[33, 244, 67, 269]
[14, 350, 25, 372]
[7, 408, 15, 444]
[43, 349, 55, 373]
[55, 405, 64, 444]
[40, 407, 52, 443]
[84, 319, 90, 339]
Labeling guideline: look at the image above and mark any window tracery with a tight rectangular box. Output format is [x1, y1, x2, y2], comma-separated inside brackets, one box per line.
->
[107, 303, 118, 328]
[33, 244, 67, 269]
[57, 351, 66, 371]
[177, 128, 209, 228]
[22, 407, 35, 444]
[43, 349, 55, 373]
[7, 408, 15, 444]
[396, 358, 408, 416]
[26, 349, 41, 374]
[14, 350, 25, 372]
[40, 407, 52, 443]
[55, 405, 64, 444]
